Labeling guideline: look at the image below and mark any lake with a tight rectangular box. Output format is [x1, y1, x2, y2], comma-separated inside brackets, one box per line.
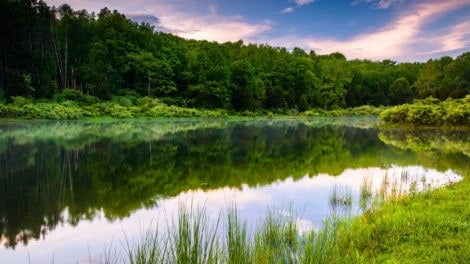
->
[0, 117, 468, 263]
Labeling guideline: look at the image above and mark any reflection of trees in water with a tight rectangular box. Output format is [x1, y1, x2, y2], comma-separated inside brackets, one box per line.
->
[378, 128, 470, 171]
[1, 122, 468, 247]
[0, 143, 78, 248]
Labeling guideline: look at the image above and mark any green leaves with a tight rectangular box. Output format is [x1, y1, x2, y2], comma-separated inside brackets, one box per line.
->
[1, 1, 469, 114]
[379, 96, 470, 126]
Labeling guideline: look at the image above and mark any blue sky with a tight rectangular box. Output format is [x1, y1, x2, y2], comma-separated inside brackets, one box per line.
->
[44, 0, 470, 61]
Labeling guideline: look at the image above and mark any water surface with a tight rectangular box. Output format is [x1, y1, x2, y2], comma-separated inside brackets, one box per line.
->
[0, 117, 468, 263]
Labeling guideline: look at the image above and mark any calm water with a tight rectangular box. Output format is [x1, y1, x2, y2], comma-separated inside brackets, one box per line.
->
[0, 117, 468, 263]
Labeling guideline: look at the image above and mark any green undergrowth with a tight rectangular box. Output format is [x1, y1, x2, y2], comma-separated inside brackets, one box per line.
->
[303, 105, 385, 117]
[0, 96, 228, 119]
[380, 96, 470, 126]
[0, 97, 385, 120]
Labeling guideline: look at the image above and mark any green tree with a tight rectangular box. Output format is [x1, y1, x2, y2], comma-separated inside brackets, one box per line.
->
[314, 55, 352, 109]
[125, 51, 176, 97]
[389, 77, 413, 105]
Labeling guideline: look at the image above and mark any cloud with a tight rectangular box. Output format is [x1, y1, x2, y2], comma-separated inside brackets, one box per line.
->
[170, 16, 272, 43]
[255, 0, 470, 61]
[126, 14, 159, 24]
[147, 3, 272, 43]
[209, 4, 217, 15]
[45, 0, 272, 43]
[351, 0, 374, 6]
[376, 0, 404, 9]
[418, 20, 470, 57]
[281, 7, 294, 14]
[44, 0, 470, 62]
[352, 0, 404, 9]
[294, 0, 315, 6]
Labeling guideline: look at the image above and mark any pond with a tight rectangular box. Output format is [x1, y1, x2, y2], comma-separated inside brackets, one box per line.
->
[0, 117, 468, 263]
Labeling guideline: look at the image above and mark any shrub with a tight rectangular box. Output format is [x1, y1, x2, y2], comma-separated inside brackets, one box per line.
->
[0, 104, 6, 117]
[54, 89, 99, 106]
[136, 97, 165, 108]
[11, 96, 32, 106]
[112, 96, 134, 107]
[380, 96, 470, 126]
[32, 102, 82, 119]
[86, 102, 136, 118]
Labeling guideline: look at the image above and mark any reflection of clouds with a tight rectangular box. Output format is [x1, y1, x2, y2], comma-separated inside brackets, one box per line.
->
[7, 166, 462, 263]
[327, 166, 462, 194]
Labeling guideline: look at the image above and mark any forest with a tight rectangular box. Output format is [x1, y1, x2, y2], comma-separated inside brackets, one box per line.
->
[1, 0, 470, 114]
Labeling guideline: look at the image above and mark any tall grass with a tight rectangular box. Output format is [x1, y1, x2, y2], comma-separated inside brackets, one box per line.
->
[329, 185, 353, 206]
[168, 204, 221, 264]
[108, 171, 466, 264]
[124, 223, 165, 264]
[225, 205, 251, 264]
[110, 204, 353, 264]
[359, 176, 373, 210]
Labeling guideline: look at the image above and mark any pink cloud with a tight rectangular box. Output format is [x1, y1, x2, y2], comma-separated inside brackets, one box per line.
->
[258, 0, 470, 61]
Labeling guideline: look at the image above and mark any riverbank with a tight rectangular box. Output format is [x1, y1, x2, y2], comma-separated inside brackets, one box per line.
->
[0, 95, 384, 120]
[341, 171, 470, 263]
[109, 170, 470, 263]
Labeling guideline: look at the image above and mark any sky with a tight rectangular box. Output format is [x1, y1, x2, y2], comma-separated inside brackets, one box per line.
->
[43, 0, 470, 62]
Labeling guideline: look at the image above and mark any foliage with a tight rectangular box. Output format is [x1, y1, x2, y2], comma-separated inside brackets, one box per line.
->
[54, 89, 99, 106]
[0, 96, 228, 119]
[2, 1, 468, 114]
[303, 105, 385, 117]
[380, 96, 470, 125]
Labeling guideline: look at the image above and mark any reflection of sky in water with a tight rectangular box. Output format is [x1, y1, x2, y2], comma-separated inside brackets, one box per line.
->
[2, 166, 462, 264]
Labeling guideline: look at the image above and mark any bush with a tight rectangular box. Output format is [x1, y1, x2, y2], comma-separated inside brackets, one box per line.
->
[11, 96, 32, 106]
[112, 96, 134, 107]
[380, 96, 470, 126]
[136, 97, 165, 108]
[86, 102, 136, 118]
[0, 104, 6, 117]
[115, 89, 140, 104]
[54, 89, 99, 106]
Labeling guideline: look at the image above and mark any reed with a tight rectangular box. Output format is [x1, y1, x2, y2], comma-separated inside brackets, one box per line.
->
[107, 172, 469, 264]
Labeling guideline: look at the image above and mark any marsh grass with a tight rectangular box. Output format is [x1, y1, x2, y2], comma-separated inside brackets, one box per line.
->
[359, 176, 373, 210]
[125, 227, 163, 264]
[109, 170, 467, 264]
[329, 185, 353, 207]
[111, 204, 356, 264]
[225, 205, 251, 264]
[168, 204, 221, 264]
[253, 208, 301, 263]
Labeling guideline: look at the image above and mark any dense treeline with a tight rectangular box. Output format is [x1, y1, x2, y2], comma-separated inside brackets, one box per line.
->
[1, 0, 469, 113]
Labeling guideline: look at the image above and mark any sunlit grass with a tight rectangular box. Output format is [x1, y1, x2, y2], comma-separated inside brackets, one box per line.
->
[106, 170, 469, 264]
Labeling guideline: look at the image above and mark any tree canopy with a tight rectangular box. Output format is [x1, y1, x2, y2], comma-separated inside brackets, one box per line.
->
[1, 0, 469, 112]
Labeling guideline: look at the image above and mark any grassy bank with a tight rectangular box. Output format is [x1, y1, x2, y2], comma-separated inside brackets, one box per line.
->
[106, 170, 470, 264]
[340, 172, 470, 263]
